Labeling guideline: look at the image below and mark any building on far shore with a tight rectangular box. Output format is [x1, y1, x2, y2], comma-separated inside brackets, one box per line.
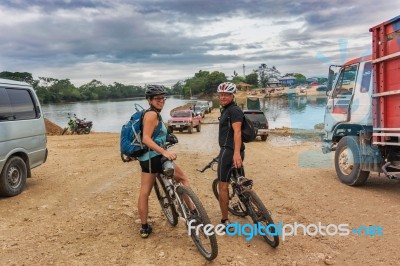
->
[267, 78, 279, 87]
[279, 76, 296, 86]
[237, 82, 252, 91]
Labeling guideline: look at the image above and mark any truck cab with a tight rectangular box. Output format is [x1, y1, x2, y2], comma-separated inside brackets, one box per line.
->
[322, 56, 373, 154]
[322, 14, 400, 186]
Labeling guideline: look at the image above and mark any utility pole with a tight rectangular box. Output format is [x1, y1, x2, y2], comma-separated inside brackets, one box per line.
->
[243, 64, 245, 77]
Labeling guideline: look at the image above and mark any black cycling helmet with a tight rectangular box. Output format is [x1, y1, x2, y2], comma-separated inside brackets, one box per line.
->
[145, 84, 167, 99]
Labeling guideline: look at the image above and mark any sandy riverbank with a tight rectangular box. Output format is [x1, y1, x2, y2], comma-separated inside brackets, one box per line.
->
[1, 119, 399, 265]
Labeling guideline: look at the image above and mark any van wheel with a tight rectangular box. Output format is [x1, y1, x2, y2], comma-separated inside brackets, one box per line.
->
[335, 136, 370, 186]
[0, 157, 27, 197]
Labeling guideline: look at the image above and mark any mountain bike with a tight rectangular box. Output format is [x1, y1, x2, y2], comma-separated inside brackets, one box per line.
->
[197, 157, 279, 248]
[152, 135, 218, 261]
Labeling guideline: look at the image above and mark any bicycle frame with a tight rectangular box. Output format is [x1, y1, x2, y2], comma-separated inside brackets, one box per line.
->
[198, 156, 279, 248]
[160, 175, 190, 220]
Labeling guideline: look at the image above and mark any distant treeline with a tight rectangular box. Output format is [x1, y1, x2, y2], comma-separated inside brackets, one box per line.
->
[0, 67, 322, 104]
[0, 71, 148, 104]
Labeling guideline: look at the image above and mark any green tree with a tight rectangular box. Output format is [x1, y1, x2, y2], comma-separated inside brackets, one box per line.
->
[79, 79, 108, 100]
[255, 64, 281, 87]
[171, 80, 184, 95]
[283, 73, 306, 80]
[207, 71, 227, 94]
[245, 72, 258, 86]
[231, 76, 245, 84]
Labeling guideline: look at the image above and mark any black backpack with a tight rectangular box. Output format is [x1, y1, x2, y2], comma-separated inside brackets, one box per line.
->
[241, 115, 258, 143]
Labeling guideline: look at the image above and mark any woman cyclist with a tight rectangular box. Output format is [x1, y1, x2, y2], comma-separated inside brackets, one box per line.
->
[137, 84, 192, 238]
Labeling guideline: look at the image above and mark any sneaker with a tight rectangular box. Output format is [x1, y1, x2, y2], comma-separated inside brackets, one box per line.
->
[140, 225, 153, 239]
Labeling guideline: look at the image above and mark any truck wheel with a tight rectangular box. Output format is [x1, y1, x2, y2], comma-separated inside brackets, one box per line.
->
[0, 156, 27, 197]
[196, 123, 201, 132]
[335, 136, 369, 186]
[188, 124, 193, 134]
[261, 135, 268, 141]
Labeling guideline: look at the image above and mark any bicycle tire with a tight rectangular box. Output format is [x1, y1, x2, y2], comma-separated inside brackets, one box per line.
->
[212, 179, 247, 217]
[242, 190, 279, 248]
[176, 186, 218, 261]
[154, 175, 178, 226]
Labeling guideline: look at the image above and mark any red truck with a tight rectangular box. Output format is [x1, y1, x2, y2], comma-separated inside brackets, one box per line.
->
[322, 15, 400, 186]
[167, 110, 202, 134]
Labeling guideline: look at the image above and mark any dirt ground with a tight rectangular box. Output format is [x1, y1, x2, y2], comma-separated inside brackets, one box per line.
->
[1, 109, 400, 265]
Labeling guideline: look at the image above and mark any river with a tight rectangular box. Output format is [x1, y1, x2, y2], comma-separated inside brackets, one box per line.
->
[42, 95, 327, 132]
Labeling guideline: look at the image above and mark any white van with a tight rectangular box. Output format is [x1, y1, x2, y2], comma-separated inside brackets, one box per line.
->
[0, 79, 48, 197]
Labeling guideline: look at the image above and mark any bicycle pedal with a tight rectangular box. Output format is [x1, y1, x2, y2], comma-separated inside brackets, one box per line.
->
[233, 205, 241, 212]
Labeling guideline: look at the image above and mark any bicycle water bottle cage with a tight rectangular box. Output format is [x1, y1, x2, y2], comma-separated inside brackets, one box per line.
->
[237, 176, 253, 189]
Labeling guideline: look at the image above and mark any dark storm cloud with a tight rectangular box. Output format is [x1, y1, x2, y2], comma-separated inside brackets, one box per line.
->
[0, 0, 105, 10]
[0, 0, 397, 85]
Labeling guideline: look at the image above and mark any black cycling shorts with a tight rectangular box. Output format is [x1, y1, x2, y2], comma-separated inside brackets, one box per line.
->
[217, 149, 245, 182]
[139, 155, 163, 174]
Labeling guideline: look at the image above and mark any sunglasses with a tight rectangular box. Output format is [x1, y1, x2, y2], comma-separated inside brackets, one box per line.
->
[152, 96, 167, 102]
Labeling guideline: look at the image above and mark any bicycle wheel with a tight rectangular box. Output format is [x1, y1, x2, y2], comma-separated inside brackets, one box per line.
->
[176, 186, 218, 261]
[242, 190, 279, 248]
[212, 179, 247, 217]
[154, 175, 178, 226]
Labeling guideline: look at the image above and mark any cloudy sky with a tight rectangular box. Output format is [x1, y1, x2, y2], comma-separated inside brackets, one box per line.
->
[0, 0, 398, 87]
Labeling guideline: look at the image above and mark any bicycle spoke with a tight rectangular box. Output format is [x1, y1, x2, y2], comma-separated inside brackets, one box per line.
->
[243, 190, 279, 248]
[176, 186, 218, 261]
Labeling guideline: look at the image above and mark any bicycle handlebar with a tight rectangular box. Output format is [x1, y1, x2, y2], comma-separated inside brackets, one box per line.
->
[197, 156, 219, 173]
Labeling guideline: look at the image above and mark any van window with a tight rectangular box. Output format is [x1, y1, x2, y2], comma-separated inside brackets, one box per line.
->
[0, 88, 13, 121]
[7, 88, 37, 120]
[2, 88, 38, 120]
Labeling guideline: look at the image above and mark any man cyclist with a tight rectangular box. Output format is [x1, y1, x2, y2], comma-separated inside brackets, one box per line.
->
[137, 85, 192, 238]
[216, 82, 245, 229]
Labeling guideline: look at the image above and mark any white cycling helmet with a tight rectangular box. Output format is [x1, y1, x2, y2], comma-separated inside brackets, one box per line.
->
[217, 82, 237, 94]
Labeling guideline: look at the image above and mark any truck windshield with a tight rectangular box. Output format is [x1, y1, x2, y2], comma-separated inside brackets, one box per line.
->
[334, 64, 357, 97]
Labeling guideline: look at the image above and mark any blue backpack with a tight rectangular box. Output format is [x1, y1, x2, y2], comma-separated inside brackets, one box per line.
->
[120, 104, 162, 159]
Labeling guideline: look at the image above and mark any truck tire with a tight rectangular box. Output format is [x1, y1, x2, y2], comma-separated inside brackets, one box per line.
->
[196, 123, 201, 132]
[188, 124, 193, 134]
[0, 156, 27, 197]
[335, 136, 370, 186]
[261, 135, 267, 141]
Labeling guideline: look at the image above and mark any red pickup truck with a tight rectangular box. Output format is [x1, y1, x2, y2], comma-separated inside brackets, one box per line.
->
[167, 110, 202, 134]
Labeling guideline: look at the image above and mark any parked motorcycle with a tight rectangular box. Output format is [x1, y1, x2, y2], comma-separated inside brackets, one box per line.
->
[62, 113, 93, 135]
[62, 113, 77, 135]
[73, 114, 93, 134]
